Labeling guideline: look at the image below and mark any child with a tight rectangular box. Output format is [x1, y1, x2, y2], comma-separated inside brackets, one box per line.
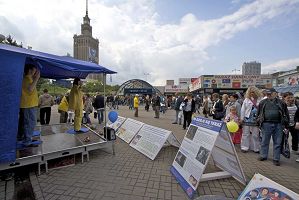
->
[225, 106, 242, 144]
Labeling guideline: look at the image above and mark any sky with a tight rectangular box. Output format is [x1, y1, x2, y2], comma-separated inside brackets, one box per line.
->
[1, 0, 299, 85]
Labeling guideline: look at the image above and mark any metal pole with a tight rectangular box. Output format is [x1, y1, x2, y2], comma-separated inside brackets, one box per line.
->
[103, 74, 107, 140]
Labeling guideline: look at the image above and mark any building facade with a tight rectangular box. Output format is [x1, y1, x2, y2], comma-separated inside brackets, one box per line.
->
[73, 1, 101, 80]
[242, 61, 261, 75]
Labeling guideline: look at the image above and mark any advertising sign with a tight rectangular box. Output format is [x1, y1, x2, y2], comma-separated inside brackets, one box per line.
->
[165, 85, 189, 93]
[171, 116, 246, 199]
[116, 118, 144, 143]
[238, 174, 299, 200]
[129, 124, 171, 160]
[189, 77, 201, 92]
[202, 75, 272, 89]
[124, 88, 153, 94]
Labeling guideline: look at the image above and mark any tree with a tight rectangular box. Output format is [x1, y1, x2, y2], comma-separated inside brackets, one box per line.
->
[1, 34, 23, 47]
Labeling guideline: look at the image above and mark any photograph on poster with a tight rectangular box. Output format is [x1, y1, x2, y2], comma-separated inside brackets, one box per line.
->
[131, 134, 142, 145]
[117, 127, 126, 137]
[175, 151, 187, 168]
[186, 125, 198, 141]
[241, 187, 294, 200]
[195, 146, 210, 165]
[188, 175, 198, 187]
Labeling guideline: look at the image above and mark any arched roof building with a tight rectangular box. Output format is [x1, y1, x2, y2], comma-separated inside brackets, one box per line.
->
[116, 79, 162, 96]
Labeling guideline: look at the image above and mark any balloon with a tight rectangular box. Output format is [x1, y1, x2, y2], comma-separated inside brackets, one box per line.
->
[226, 121, 239, 133]
[108, 111, 118, 123]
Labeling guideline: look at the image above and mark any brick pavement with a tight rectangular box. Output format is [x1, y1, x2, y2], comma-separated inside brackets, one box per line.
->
[2, 105, 299, 199]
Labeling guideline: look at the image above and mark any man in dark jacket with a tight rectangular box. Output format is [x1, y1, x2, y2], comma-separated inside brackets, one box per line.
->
[183, 93, 195, 130]
[172, 93, 183, 124]
[93, 93, 105, 124]
[211, 93, 224, 120]
[153, 94, 161, 118]
[257, 88, 289, 166]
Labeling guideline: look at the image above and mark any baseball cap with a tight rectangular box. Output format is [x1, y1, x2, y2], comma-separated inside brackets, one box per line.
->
[265, 88, 277, 94]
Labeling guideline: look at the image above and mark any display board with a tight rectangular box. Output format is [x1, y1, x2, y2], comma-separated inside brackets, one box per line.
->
[129, 124, 171, 160]
[238, 173, 299, 200]
[171, 116, 246, 199]
[116, 118, 144, 143]
[107, 116, 126, 131]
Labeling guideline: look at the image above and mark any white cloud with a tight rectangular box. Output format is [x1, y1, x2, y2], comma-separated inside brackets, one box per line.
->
[263, 57, 299, 73]
[0, 0, 298, 85]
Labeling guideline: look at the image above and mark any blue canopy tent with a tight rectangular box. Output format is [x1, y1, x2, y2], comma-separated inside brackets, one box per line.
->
[0, 44, 116, 164]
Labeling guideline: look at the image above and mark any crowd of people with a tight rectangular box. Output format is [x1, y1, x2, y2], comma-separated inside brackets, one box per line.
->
[17, 64, 299, 166]
[168, 86, 299, 166]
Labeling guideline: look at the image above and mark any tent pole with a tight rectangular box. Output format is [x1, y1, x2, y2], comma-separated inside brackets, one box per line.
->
[103, 74, 107, 140]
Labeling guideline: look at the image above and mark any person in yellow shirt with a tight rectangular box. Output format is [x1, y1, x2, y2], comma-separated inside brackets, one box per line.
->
[58, 92, 69, 123]
[68, 78, 83, 131]
[134, 94, 139, 117]
[18, 64, 40, 147]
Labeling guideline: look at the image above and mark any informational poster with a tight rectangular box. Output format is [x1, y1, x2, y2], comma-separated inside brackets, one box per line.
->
[129, 124, 171, 160]
[171, 117, 222, 199]
[107, 116, 126, 131]
[238, 173, 299, 200]
[171, 116, 246, 199]
[116, 118, 144, 143]
[164, 133, 181, 148]
[213, 125, 246, 185]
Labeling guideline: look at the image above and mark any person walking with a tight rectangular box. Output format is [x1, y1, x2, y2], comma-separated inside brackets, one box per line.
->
[153, 94, 160, 118]
[69, 78, 84, 132]
[202, 95, 209, 118]
[183, 93, 195, 130]
[18, 64, 40, 147]
[240, 86, 262, 153]
[134, 94, 139, 117]
[83, 94, 93, 124]
[93, 93, 105, 124]
[257, 88, 289, 166]
[39, 89, 54, 125]
[58, 92, 69, 123]
[173, 94, 183, 124]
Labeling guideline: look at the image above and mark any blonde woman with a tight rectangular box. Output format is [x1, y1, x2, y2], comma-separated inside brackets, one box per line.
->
[240, 86, 262, 153]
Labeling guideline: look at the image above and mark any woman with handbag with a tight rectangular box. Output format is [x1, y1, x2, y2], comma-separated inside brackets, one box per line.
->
[240, 86, 262, 153]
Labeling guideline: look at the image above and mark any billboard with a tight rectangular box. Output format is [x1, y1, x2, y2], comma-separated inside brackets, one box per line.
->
[202, 75, 272, 89]
[189, 77, 201, 92]
[165, 85, 189, 93]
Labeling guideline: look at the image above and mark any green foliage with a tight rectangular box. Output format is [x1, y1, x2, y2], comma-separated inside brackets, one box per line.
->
[81, 80, 120, 94]
[1, 35, 23, 47]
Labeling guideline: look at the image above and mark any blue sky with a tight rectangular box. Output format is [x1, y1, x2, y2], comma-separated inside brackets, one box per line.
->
[1, 0, 299, 85]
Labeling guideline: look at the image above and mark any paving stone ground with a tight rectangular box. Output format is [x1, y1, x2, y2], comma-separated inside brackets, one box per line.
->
[1, 105, 299, 199]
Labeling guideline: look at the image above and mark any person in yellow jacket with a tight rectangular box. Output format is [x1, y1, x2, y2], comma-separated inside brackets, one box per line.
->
[18, 64, 40, 146]
[134, 94, 139, 117]
[68, 78, 83, 131]
[58, 92, 69, 123]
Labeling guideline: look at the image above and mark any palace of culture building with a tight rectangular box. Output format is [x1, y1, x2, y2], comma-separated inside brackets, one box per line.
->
[73, 0, 101, 80]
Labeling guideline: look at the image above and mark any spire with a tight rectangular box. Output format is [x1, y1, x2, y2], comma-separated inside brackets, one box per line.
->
[86, 0, 88, 15]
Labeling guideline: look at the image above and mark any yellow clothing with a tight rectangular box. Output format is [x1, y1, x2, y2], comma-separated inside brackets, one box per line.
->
[20, 75, 38, 108]
[134, 97, 139, 108]
[69, 85, 83, 131]
[58, 96, 69, 112]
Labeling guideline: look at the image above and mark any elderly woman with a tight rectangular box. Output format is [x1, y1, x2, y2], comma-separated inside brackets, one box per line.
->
[240, 86, 262, 153]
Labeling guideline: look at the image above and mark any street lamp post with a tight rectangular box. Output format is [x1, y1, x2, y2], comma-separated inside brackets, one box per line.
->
[144, 73, 150, 82]
[232, 69, 240, 75]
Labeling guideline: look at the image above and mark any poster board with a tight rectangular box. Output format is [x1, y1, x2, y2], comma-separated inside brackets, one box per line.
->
[238, 173, 299, 200]
[164, 133, 181, 148]
[116, 118, 144, 143]
[107, 116, 126, 131]
[170, 116, 246, 199]
[129, 124, 171, 160]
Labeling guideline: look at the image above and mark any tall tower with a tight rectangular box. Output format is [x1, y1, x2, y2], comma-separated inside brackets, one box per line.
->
[73, 0, 100, 80]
